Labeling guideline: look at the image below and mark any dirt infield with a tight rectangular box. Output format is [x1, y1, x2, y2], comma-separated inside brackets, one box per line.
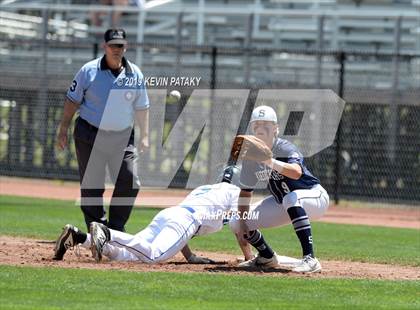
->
[0, 236, 419, 281]
[1, 177, 419, 229]
[1, 177, 419, 280]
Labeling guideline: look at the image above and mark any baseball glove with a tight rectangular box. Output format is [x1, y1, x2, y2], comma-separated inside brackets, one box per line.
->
[231, 135, 273, 162]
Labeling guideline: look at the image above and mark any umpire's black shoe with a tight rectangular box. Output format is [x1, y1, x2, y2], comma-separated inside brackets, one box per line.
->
[53, 224, 86, 260]
[90, 222, 110, 263]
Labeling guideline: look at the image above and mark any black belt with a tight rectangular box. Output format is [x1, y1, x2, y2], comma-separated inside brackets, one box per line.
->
[78, 117, 131, 134]
[78, 117, 99, 132]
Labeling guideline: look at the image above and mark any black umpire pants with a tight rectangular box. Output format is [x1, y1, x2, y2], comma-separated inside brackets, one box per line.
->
[74, 117, 140, 232]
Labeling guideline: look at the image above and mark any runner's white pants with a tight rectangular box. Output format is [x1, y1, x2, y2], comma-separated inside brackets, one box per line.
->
[229, 184, 329, 233]
[100, 207, 200, 263]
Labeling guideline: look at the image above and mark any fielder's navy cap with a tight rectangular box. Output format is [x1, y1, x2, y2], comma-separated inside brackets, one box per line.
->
[104, 28, 127, 45]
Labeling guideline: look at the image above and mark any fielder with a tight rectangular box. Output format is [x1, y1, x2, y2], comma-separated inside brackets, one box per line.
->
[230, 105, 330, 273]
[54, 166, 253, 264]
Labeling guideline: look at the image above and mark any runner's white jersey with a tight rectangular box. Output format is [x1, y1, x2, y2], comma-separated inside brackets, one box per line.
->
[179, 182, 240, 236]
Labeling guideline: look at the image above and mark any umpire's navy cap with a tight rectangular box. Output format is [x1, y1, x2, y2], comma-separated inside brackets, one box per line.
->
[104, 28, 127, 45]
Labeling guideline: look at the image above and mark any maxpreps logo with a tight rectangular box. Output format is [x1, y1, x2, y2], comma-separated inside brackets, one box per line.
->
[200, 210, 260, 221]
[84, 89, 345, 189]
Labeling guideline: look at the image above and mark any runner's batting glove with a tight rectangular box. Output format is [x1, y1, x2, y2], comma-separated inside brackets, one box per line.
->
[187, 254, 215, 264]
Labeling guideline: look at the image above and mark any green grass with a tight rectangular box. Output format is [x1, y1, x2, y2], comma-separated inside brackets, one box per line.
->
[1, 195, 420, 309]
[0, 195, 155, 239]
[0, 265, 419, 309]
[1, 195, 419, 266]
[189, 222, 420, 267]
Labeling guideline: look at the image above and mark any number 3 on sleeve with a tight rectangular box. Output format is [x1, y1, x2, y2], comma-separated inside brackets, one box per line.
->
[69, 80, 77, 92]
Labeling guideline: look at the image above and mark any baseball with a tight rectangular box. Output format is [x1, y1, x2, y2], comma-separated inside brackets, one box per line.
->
[169, 90, 181, 100]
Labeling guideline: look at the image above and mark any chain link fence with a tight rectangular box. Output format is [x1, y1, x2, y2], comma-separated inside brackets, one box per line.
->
[0, 38, 419, 203]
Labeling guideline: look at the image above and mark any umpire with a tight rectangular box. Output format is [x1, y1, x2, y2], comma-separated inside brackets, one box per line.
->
[56, 29, 149, 232]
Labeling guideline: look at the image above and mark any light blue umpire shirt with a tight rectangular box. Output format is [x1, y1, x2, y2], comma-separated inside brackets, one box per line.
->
[66, 56, 149, 131]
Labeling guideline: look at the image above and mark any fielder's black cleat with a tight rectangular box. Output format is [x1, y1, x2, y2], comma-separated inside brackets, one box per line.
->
[53, 224, 85, 260]
[90, 222, 110, 263]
